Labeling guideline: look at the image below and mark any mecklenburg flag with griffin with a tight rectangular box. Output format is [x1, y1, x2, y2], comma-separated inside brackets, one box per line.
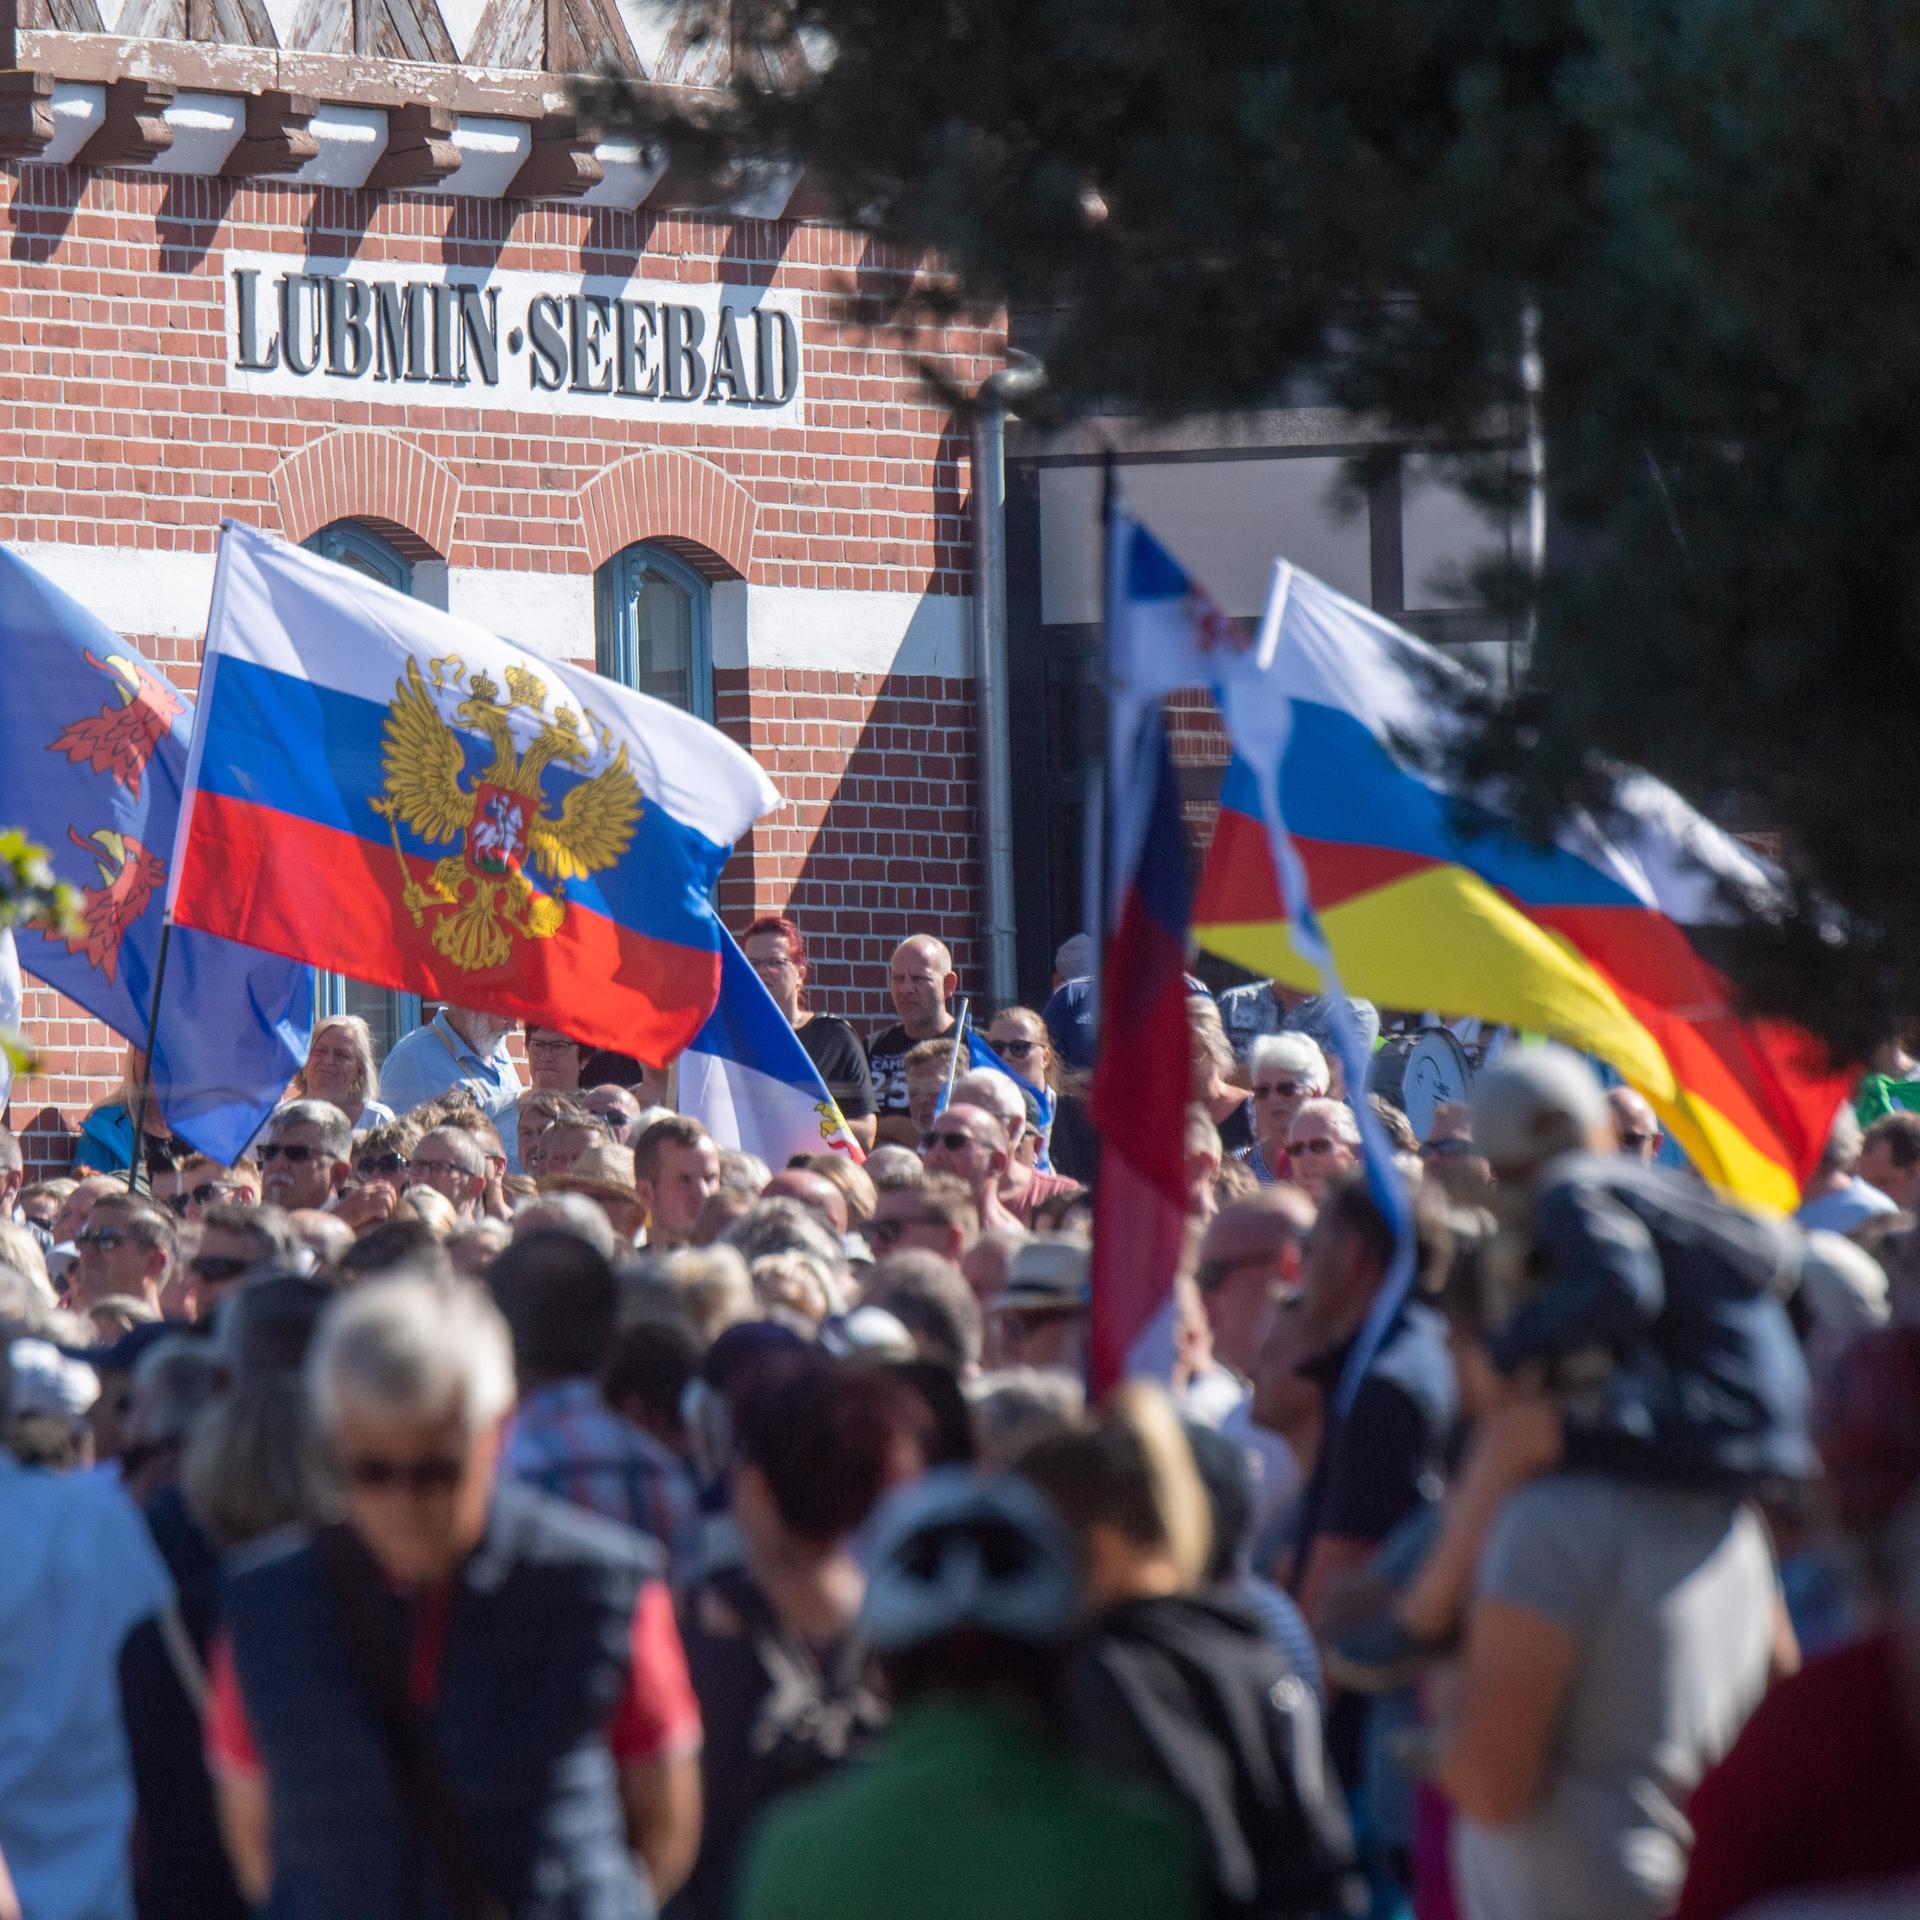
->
[168, 523, 779, 1063]
[1199, 561, 1849, 1213]
[0, 544, 314, 1162]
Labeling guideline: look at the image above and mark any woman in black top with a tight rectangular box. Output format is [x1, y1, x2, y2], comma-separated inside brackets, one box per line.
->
[741, 915, 878, 1150]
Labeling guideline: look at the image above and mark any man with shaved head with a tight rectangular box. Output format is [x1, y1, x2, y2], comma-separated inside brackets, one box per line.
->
[1606, 1085, 1664, 1164]
[869, 933, 960, 1146]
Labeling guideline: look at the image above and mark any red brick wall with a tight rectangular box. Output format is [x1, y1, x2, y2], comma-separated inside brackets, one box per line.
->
[1, 162, 998, 1171]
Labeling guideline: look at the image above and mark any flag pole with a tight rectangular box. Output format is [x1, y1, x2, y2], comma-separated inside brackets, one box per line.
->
[937, 997, 972, 1114]
[125, 915, 174, 1193]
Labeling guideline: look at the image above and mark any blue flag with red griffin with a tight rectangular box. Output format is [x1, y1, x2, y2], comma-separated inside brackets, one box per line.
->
[0, 546, 314, 1164]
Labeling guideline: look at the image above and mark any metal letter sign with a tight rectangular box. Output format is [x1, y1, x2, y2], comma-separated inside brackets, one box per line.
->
[224, 254, 805, 424]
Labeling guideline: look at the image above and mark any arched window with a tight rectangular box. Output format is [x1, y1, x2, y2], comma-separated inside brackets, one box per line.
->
[304, 520, 422, 1062]
[595, 544, 713, 719]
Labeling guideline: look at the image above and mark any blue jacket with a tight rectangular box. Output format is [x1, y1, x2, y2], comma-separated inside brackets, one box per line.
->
[1493, 1153, 1815, 1487]
[223, 1480, 658, 1920]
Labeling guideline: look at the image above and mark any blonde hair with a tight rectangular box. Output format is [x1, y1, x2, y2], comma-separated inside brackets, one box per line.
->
[298, 1015, 379, 1107]
[1018, 1380, 1212, 1592]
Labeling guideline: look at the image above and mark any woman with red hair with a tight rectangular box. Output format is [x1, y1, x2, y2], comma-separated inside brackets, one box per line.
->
[741, 916, 878, 1150]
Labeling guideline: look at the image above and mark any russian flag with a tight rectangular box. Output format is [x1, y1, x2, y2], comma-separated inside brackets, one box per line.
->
[167, 523, 778, 1066]
[679, 929, 865, 1165]
[1088, 508, 1223, 1398]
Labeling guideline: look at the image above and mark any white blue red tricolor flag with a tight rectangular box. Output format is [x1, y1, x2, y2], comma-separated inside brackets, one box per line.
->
[0, 544, 312, 1161]
[168, 523, 778, 1066]
[1088, 511, 1221, 1397]
[679, 929, 865, 1165]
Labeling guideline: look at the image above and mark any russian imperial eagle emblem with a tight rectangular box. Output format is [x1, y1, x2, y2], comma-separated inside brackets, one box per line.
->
[371, 656, 641, 973]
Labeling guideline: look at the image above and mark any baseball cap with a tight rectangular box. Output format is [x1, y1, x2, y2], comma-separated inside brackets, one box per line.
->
[860, 1467, 1081, 1652]
[1471, 1045, 1609, 1176]
[7, 1338, 100, 1420]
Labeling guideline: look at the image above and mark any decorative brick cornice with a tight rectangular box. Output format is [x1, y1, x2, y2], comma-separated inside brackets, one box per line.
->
[577, 449, 756, 580]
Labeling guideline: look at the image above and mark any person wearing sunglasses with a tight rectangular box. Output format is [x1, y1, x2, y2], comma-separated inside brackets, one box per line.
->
[329, 1120, 421, 1235]
[210, 1274, 704, 1917]
[1605, 1085, 1665, 1167]
[869, 1174, 978, 1263]
[1285, 1098, 1361, 1204]
[919, 1104, 1021, 1234]
[258, 1100, 353, 1213]
[169, 1151, 263, 1222]
[69, 1193, 175, 1314]
[186, 1203, 298, 1321]
[1240, 1033, 1329, 1186]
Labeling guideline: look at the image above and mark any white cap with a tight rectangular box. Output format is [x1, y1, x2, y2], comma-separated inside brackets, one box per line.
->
[7, 1339, 100, 1421]
[1471, 1045, 1609, 1177]
[1054, 933, 1095, 980]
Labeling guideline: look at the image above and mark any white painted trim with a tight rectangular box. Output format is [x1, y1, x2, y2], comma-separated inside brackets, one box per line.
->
[738, 584, 973, 678]
[42, 83, 104, 167]
[124, 91, 243, 175]
[445, 116, 531, 198]
[580, 137, 668, 210]
[9, 542, 975, 682]
[281, 104, 389, 189]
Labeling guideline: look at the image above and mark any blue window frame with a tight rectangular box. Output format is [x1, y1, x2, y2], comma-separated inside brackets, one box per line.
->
[595, 543, 714, 720]
[304, 520, 423, 1061]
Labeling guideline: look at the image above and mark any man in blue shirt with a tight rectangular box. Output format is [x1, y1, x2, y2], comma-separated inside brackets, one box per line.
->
[376, 1004, 522, 1127]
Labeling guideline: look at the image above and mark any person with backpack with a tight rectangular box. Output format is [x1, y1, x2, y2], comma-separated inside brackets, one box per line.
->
[734, 1469, 1203, 1920]
[1019, 1384, 1360, 1920]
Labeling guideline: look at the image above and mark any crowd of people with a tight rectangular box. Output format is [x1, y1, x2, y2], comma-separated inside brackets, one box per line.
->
[3, 922, 1919, 1920]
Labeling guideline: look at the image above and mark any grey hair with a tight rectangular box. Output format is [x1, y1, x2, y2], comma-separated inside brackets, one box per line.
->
[950, 1068, 1026, 1143]
[307, 1275, 516, 1441]
[715, 1147, 770, 1194]
[130, 1336, 224, 1448]
[1249, 1031, 1330, 1092]
[270, 1098, 353, 1158]
[1293, 1096, 1361, 1148]
[512, 1192, 617, 1259]
[723, 1196, 848, 1282]
[0, 1225, 55, 1318]
[183, 1382, 319, 1547]
[302, 1014, 380, 1105]
[0, 1261, 55, 1338]
[966, 1365, 1086, 1468]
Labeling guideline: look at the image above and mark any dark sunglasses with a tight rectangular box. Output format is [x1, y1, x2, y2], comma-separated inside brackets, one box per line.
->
[258, 1142, 321, 1164]
[355, 1152, 409, 1178]
[921, 1129, 978, 1153]
[340, 1455, 465, 1494]
[1291, 1136, 1347, 1156]
[1421, 1136, 1475, 1160]
[992, 1036, 1040, 1059]
[190, 1253, 252, 1284]
[1618, 1129, 1656, 1151]
[869, 1215, 941, 1246]
[1195, 1251, 1278, 1294]
[1254, 1079, 1308, 1100]
[76, 1226, 134, 1250]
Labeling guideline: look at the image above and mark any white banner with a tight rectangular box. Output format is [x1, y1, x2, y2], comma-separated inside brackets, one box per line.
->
[221, 253, 806, 426]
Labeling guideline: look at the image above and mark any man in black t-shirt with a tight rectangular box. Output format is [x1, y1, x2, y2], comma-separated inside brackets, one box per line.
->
[867, 935, 959, 1147]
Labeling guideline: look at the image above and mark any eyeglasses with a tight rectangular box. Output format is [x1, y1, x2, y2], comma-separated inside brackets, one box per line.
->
[992, 1036, 1040, 1060]
[1195, 1251, 1278, 1294]
[181, 1180, 246, 1210]
[1254, 1079, 1308, 1101]
[1290, 1136, 1348, 1156]
[1618, 1130, 1656, 1151]
[75, 1226, 133, 1251]
[355, 1152, 409, 1179]
[190, 1253, 252, 1285]
[921, 1129, 979, 1153]
[869, 1215, 941, 1247]
[1421, 1136, 1474, 1160]
[528, 1036, 577, 1055]
[408, 1156, 475, 1182]
[258, 1141, 321, 1164]
[339, 1455, 465, 1494]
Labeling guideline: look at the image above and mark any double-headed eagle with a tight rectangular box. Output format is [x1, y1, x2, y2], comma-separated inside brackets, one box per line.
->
[372, 658, 642, 974]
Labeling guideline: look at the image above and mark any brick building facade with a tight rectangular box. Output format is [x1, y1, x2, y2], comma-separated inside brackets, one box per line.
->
[1, 8, 999, 1172]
